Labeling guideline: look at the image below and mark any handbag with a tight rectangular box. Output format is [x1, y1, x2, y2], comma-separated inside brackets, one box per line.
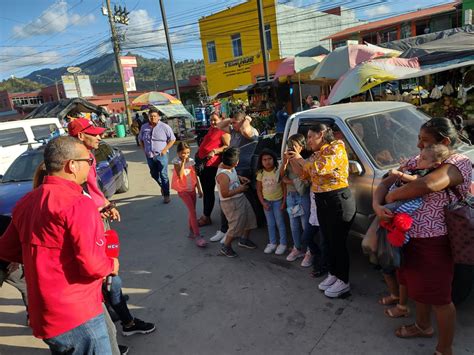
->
[444, 188, 474, 265]
[194, 152, 208, 176]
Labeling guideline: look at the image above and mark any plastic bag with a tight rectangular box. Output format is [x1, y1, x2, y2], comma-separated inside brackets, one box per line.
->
[376, 226, 401, 270]
[362, 216, 379, 255]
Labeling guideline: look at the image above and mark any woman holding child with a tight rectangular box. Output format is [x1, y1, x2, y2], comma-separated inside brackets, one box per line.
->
[373, 117, 472, 355]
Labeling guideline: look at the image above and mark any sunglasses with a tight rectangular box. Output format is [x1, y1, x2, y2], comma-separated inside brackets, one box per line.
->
[72, 157, 94, 166]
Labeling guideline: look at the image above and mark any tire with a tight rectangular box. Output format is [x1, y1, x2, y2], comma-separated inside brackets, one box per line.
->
[452, 264, 474, 305]
[116, 170, 129, 193]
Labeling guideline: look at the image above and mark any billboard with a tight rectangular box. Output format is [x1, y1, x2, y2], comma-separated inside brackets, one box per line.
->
[61, 75, 94, 98]
[120, 56, 137, 92]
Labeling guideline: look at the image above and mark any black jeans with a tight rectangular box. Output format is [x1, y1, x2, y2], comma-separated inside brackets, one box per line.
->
[200, 166, 218, 218]
[315, 187, 356, 283]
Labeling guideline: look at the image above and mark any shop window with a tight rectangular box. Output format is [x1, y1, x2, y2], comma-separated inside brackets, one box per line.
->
[231, 33, 242, 57]
[378, 28, 397, 43]
[207, 41, 217, 63]
[264, 24, 272, 50]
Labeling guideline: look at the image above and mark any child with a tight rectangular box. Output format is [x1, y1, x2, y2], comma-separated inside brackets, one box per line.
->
[375, 144, 450, 318]
[171, 142, 207, 248]
[216, 147, 257, 258]
[256, 149, 287, 255]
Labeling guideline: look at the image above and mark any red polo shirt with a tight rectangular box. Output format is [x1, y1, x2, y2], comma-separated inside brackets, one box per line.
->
[0, 176, 114, 339]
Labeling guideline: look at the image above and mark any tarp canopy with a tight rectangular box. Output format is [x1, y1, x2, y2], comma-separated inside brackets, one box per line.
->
[379, 25, 474, 52]
[153, 103, 192, 118]
[24, 98, 108, 120]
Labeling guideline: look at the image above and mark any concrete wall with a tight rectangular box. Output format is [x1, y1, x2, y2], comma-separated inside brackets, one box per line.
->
[275, 4, 365, 57]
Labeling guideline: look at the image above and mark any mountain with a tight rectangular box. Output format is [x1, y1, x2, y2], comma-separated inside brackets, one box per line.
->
[0, 77, 45, 93]
[25, 53, 205, 85]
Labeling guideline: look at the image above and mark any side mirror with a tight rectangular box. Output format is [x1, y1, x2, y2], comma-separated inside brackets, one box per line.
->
[349, 160, 363, 176]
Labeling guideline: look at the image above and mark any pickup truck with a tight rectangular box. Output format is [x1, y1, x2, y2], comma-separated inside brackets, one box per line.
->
[281, 101, 474, 303]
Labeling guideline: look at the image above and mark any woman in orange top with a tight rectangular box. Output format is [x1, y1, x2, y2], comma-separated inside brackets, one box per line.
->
[290, 123, 356, 298]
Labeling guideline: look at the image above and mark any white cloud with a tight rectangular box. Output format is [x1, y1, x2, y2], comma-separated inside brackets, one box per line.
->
[121, 9, 191, 50]
[0, 47, 62, 74]
[12, 1, 95, 38]
[364, 4, 391, 17]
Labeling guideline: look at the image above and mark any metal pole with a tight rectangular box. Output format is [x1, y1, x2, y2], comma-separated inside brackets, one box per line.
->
[298, 73, 303, 111]
[159, 0, 181, 100]
[55, 81, 60, 101]
[106, 0, 132, 127]
[257, 0, 269, 82]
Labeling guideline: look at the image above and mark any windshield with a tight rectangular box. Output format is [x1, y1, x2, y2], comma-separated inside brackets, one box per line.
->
[347, 107, 429, 169]
[2, 151, 43, 183]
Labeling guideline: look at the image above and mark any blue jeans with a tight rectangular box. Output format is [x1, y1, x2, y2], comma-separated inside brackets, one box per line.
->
[105, 275, 133, 324]
[146, 154, 170, 196]
[263, 199, 287, 245]
[43, 313, 112, 355]
[286, 191, 310, 250]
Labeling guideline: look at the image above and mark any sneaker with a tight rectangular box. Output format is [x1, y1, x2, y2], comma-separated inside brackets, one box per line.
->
[300, 250, 314, 267]
[194, 236, 207, 248]
[220, 245, 237, 258]
[275, 244, 287, 255]
[210, 230, 225, 242]
[122, 318, 156, 336]
[324, 279, 350, 298]
[318, 274, 337, 291]
[119, 345, 129, 355]
[238, 238, 257, 249]
[264, 243, 277, 254]
[286, 247, 305, 262]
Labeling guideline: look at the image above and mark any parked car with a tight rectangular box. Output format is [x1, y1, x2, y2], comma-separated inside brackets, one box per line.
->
[281, 101, 474, 304]
[0, 118, 65, 175]
[0, 140, 129, 218]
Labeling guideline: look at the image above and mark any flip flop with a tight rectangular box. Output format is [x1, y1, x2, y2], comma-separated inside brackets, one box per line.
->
[378, 294, 399, 305]
[384, 304, 410, 318]
[395, 323, 434, 339]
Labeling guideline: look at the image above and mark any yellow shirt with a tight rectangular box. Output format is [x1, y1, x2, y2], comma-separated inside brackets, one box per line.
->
[256, 168, 283, 201]
[302, 140, 349, 193]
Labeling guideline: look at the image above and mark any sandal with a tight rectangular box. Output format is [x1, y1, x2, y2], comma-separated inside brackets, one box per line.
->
[384, 304, 410, 318]
[395, 323, 434, 339]
[378, 294, 399, 305]
[198, 216, 212, 227]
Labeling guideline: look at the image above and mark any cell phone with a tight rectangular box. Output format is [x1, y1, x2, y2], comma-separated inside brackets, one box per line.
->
[100, 202, 116, 214]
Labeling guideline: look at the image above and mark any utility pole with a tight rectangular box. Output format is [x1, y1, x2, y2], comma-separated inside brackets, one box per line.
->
[105, 0, 132, 126]
[158, 0, 181, 100]
[257, 0, 269, 82]
[36, 75, 61, 101]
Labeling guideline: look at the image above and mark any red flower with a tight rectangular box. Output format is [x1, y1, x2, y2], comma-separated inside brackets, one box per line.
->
[392, 213, 413, 232]
[387, 229, 405, 247]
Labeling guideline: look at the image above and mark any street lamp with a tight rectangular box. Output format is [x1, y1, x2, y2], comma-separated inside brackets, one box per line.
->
[36, 75, 61, 102]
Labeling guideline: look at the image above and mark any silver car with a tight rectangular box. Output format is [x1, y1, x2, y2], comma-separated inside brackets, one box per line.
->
[282, 102, 474, 237]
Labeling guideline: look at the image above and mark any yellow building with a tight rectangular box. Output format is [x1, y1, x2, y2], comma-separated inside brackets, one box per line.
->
[199, 1, 361, 96]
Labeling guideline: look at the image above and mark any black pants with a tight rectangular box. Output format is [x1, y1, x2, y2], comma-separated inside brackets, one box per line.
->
[315, 187, 356, 283]
[200, 166, 218, 218]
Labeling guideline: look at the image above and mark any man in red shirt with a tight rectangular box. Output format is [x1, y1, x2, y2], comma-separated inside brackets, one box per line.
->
[68, 118, 155, 338]
[0, 136, 119, 353]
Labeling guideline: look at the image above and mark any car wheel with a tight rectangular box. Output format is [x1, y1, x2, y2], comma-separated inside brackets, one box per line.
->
[116, 170, 129, 193]
[452, 264, 474, 305]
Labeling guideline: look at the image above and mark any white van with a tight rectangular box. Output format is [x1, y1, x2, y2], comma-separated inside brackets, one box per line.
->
[0, 118, 65, 175]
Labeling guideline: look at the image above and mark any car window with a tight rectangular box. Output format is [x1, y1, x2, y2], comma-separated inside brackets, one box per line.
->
[94, 142, 113, 164]
[0, 128, 28, 147]
[347, 108, 427, 168]
[2, 151, 44, 182]
[31, 124, 58, 140]
[297, 121, 360, 162]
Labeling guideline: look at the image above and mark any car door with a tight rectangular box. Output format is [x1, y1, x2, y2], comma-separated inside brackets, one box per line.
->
[292, 117, 376, 237]
[0, 127, 29, 175]
[94, 142, 116, 198]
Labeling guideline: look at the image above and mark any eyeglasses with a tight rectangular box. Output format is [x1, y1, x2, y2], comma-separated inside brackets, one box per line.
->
[72, 157, 94, 166]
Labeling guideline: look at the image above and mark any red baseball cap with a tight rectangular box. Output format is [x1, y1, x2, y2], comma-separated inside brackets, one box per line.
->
[68, 118, 106, 137]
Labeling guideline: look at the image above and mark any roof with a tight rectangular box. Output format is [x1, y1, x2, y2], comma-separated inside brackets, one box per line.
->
[24, 98, 108, 120]
[294, 102, 413, 120]
[324, 2, 459, 40]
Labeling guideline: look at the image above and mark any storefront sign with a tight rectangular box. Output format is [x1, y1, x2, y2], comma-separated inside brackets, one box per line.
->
[224, 55, 255, 68]
[223, 55, 255, 78]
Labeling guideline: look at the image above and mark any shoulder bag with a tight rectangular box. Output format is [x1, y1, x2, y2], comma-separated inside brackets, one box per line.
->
[444, 187, 474, 265]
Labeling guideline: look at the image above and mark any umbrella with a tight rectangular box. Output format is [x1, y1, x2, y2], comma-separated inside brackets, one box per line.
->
[274, 56, 325, 79]
[310, 44, 401, 80]
[131, 91, 181, 110]
[327, 58, 420, 104]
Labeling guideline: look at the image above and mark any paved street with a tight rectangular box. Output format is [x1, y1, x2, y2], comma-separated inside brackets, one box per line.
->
[1, 136, 473, 355]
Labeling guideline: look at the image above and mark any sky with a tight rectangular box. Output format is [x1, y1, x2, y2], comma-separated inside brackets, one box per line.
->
[0, 0, 448, 81]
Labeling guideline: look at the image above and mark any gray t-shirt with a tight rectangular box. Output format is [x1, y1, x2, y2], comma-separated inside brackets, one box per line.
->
[230, 127, 258, 172]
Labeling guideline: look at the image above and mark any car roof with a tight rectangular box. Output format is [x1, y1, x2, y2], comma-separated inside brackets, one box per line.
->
[294, 102, 413, 121]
